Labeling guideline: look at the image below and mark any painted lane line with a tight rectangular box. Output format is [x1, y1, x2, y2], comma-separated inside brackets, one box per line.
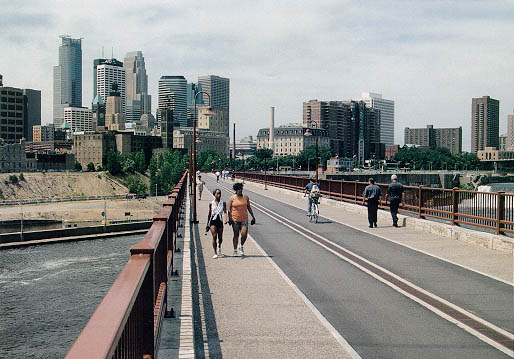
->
[238, 178, 513, 287]
[212, 181, 361, 358]
[236, 190, 514, 357]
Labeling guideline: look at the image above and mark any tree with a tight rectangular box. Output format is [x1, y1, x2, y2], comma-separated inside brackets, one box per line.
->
[106, 150, 122, 175]
[255, 148, 273, 160]
[86, 162, 95, 172]
[19, 172, 25, 181]
[134, 150, 147, 174]
[297, 145, 333, 170]
[149, 150, 187, 195]
[75, 162, 82, 171]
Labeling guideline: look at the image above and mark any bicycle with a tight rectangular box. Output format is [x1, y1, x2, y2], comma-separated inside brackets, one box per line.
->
[309, 196, 320, 223]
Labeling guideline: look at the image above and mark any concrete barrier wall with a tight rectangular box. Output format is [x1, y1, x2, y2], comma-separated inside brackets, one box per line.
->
[0, 221, 152, 244]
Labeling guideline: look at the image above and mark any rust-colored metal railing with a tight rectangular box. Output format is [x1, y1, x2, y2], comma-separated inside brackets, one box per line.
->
[236, 172, 513, 236]
[66, 171, 188, 359]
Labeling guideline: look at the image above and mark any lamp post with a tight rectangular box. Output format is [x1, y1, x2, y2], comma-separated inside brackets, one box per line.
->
[192, 91, 214, 223]
[304, 121, 319, 182]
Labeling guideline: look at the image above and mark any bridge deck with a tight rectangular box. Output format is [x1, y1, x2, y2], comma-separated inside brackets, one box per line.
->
[160, 174, 513, 358]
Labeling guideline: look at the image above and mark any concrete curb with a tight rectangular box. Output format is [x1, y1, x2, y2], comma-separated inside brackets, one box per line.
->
[178, 190, 195, 359]
[243, 180, 513, 254]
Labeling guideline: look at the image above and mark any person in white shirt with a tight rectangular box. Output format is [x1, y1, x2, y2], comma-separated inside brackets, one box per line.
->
[206, 188, 227, 258]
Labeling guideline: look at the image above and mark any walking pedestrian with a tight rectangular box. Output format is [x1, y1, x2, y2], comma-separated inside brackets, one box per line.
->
[362, 178, 381, 228]
[228, 182, 256, 257]
[386, 174, 404, 227]
[206, 188, 227, 259]
[197, 175, 205, 200]
[215, 170, 221, 182]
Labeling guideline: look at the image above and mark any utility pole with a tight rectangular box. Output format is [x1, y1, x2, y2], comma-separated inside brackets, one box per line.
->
[103, 197, 107, 228]
[20, 203, 23, 241]
[233, 123, 236, 168]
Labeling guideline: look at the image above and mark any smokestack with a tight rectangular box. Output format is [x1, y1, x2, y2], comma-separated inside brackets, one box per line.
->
[269, 106, 275, 154]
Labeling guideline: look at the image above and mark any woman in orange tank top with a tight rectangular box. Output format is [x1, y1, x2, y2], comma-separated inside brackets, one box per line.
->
[228, 182, 256, 257]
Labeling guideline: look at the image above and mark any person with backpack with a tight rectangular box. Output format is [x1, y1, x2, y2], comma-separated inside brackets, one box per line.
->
[304, 176, 321, 217]
[362, 177, 382, 228]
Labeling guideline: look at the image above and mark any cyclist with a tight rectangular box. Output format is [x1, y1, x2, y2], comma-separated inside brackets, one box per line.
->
[304, 176, 321, 217]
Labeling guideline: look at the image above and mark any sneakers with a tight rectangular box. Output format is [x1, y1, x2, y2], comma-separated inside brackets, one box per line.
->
[233, 249, 238, 257]
[240, 246, 245, 256]
[212, 254, 218, 259]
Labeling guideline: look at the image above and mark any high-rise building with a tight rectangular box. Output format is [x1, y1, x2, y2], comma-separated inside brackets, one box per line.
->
[198, 75, 229, 125]
[96, 58, 126, 114]
[186, 82, 203, 126]
[405, 125, 462, 154]
[105, 83, 125, 131]
[33, 124, 55, 142]
[0, 86, 25, 143]
[303, 100, 348, 155]
[158, 76, 187, 126]
[507, 113, 514, 149]
[53, 36, 82, 127]
[356, 92, 394, 146]
[124, 51, 151, 122]
[303, 99, 382, 162]
[64, 107, 93, 133]
[471, 96, 499, 153]
[23, 89, 41, 141]
[93, 58, 107, 99]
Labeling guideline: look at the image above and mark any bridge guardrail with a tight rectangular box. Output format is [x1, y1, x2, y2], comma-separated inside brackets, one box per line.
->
[236, 171, 513, 236]
[0, 194, 147, 207]
[66, 171, 187, 359]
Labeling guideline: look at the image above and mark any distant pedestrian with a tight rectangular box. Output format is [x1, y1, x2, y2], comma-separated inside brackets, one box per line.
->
[228, 182, 256, 257]
[362, 178, 381, 228]
[215, 171, 221, 182]
[231, 170, 235, 181]
[206, 188, 227, 259]
[197, 175, 205, 200]
[386, 174, 404, 227]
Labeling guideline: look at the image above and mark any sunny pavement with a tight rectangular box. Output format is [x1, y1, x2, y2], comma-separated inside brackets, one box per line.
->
[193, 188, 356, 358]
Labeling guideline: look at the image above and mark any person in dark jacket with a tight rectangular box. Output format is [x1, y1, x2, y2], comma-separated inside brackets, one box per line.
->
[386, 174, 404, 227]
[362, 178, 381, 228]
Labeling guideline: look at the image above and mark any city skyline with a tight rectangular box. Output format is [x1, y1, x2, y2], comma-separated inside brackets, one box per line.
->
[1, 1, 512, 151]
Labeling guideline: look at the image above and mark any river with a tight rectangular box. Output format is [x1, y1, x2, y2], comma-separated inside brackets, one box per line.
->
[0, 234, 144, 358]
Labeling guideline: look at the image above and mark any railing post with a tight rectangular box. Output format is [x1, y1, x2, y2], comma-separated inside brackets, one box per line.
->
[418, 185, 423, 218]
[340, 180, 343, 200]
[354, 180, 358, 204]
[452, 187, 459, 226]
[328, 179, 331, 199]
[497, 191, 505, 235]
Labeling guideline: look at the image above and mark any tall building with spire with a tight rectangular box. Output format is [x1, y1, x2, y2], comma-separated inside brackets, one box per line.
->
[158, 76, 187, 126]
[53, 35, 82, 127]
[124, 51, 151, 122]
[105, 83, 125, 131]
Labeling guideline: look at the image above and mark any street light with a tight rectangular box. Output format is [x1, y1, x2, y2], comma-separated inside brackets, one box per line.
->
[192, 91, 214, 223]
[304, 121, 319, 182]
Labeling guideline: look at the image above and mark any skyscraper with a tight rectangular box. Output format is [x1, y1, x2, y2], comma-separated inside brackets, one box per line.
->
[124, 51, 151, 122]
[53, 35, 82, 127]
[23, 89, 41, 141]
[158, 76, 187, 126]
[96, 58, 126, 114]
[356, 92, 394, 146]
[105, 83, 125, 131]
[471, 96, 499, 153]
[507, 112, 514, 149]
[198, 75, 229, 124]
[186, 82, 203, 126]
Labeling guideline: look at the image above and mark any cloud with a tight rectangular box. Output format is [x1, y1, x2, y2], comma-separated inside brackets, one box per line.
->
[0, 0, 512, 149]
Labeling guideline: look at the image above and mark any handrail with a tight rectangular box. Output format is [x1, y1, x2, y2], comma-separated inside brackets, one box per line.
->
[66, 171, 188, 359]
[235, 171, 513, 236]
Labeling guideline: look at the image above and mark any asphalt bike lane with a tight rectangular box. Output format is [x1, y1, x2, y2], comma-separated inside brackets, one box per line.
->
[205, 176, 513, 358]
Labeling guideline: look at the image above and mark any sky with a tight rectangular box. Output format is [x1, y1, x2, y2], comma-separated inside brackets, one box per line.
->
[1, 0, 512, 150]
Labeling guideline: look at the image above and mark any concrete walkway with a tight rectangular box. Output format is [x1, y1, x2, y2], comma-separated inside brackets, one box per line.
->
[191, 187, 358, 358]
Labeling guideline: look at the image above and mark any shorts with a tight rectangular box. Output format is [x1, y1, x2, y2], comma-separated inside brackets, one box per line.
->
[210, 218, 223, 230]
[232, 221, 248, 229]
